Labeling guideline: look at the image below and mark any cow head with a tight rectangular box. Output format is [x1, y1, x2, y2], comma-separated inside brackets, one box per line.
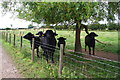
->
[23, 32, 34, 40]
[36, 31, 43, 37]
[44, 30, 58, 37]
[57, 37, 66, 41]
[89, 32, 98, 38]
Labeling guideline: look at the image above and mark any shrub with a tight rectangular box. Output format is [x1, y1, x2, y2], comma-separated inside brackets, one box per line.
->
[107, 23, 119, 30]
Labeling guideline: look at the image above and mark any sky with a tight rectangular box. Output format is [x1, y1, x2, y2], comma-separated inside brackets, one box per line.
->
[0, 2, 118, 29]
[0, 12, 32, 29]
[0, 2, 40, 29]
[0, 11, 108, 29]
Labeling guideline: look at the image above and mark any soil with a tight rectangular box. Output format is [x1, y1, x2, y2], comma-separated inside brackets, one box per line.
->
[67, 49, 120, 62]
[0, 45, 22, 79]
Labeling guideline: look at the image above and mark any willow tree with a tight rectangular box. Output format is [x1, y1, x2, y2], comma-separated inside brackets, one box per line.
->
[1, 2, 117, 52]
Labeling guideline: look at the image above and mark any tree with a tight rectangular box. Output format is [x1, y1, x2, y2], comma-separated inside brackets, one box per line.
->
[1, 2, 118, 52]
[28, 24, 34, 29]
[107, 2, 119, 23]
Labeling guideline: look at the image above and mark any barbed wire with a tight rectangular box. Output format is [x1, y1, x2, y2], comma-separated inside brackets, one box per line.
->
[65, 52, 120, 69]
[80, 51, 118, 62]
[64, 54, 120, 76]
[64, 61, 88, 78]
[63, 61, 104, 78]
[35, 40, 59, 50]
[67, 50, 120, 64]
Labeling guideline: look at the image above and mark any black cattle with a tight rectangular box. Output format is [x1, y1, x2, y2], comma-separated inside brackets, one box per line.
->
[36, 31, 43, 37]
[57, 37, 66, 55]
[23, 32, 41, 57]
[85, 32, 98, 55]
[40, 30, 58, 63]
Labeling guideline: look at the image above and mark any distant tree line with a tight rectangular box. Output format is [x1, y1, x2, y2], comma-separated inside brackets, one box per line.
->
[88, 23, 119, 31]
[41, 23, 119, 31]
[1, 22, 119, 31]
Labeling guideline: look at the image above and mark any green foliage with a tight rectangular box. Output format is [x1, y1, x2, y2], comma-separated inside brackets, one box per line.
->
[1, 2, 119, 30]
[88, 24, 107, 30]
[108, 23, 119, 30]
[1, 2, 106, 25]
[88, 24, 100, 30]
[107, 2, 119, 22]
[5, 27, 12, 30]
[28, 24, 35, 29]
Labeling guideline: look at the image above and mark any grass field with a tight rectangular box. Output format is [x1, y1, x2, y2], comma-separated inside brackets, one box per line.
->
[0, 29, 119, 78]
[3, 29, 118, 54]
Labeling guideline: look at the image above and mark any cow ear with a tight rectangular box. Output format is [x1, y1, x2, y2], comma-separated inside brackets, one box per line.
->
[89, 33, 92, 36]
[36, 33, 39, 35]
[54, 33, 58, 36]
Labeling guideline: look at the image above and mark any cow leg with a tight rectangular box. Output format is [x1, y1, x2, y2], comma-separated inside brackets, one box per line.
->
[42, 52, 45, 56]
[63, 46, 65, 55]
[93, 46, 95, 55]
[36, 48, 40, 57]
[45, 52, 49, 63]
[88, 46, 91, 55]
[85, 45, 87, 51]
[50, 53, 54, 63]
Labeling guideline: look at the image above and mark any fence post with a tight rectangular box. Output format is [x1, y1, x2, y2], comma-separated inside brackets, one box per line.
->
[13, 34, 16, 47]
[9, 33, 11, 43]
[58, 44, 64, 78]
[4, 32, 5, 40]
[6, 32, 8, 42]
[20, 36, 23, 49]
[31, 38, 35, 62]
[2, 32, 3, 39]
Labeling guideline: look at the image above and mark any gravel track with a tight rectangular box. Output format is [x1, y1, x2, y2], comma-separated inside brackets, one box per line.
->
[0, 45, 22, 79]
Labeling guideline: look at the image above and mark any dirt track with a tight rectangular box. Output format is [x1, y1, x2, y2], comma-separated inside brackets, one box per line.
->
[82, 49, 120, 62]
[0, 45, 22, 79]
[67, 49, 120, 62]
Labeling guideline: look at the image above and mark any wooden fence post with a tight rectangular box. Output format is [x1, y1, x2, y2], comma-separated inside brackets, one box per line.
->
[2, 32, 3, 39]
[6, 32, 8, 42]
[3, 32, 4, 39]
[9, 33, 11, 43]
[58, 44, 64, 78]
[13, 34, 16, 47]
[20, 36, 23, 49]
[31, 38, 35, 62]
[3, 32, 5, 40]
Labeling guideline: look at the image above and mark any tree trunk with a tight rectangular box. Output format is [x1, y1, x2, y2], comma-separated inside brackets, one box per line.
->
[75, 21, 82, 52]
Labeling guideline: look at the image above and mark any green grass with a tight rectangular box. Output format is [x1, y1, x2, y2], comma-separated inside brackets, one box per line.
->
[3, 29, 118, 54]
[0, 30, 119, 78]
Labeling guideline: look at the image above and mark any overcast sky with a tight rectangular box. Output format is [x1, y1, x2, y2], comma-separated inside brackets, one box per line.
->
[0, 2, 118, 29]
[0, 2, 40, 29]
[0, 12, 32, 29]
[0, 11, 108, 29]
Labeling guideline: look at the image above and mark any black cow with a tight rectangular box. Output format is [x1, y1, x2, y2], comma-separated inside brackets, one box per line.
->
[23, 32, 41, 57]
[57, 37, 66, 55]
[40, 30, 58, 63]
[36, 31, 43, 37]
[85, 32, 98, 55]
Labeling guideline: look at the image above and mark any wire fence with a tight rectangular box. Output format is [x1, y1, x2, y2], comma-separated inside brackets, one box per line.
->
[0, 30, 120, 78]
